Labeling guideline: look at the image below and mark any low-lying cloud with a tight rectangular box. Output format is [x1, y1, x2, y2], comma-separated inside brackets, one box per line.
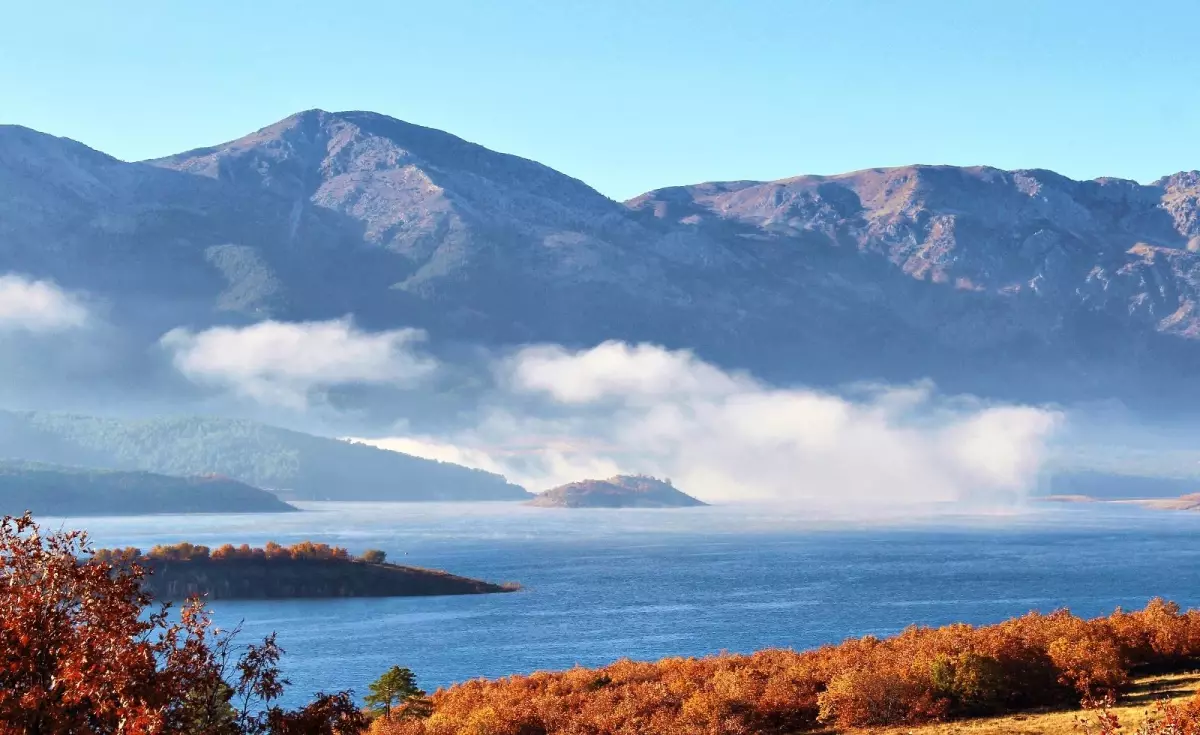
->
[0, 274, 89, 332]
[360, 341, 1063, 507]
[161, 318, 436, 409]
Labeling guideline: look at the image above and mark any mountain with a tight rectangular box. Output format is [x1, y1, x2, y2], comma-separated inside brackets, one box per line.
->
[528, 475, 707, 508]
[145, 110, 739, 345]
[0, 460, 295, 516]
[3, 111, 1200, 407]
[628, 167, 1200, 399]
[0, 411, 529, 501]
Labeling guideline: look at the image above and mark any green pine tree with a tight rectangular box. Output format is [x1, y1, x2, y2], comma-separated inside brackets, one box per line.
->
[364, 666, 425, 720]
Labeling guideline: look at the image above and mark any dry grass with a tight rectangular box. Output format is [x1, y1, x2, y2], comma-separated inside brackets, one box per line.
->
[857, 671, 1200, 735]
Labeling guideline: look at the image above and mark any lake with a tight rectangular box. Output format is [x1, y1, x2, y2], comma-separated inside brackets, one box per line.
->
[57, 501, 1200, 706]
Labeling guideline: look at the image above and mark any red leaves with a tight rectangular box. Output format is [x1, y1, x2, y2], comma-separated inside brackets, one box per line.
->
[0, 513, 367, 735]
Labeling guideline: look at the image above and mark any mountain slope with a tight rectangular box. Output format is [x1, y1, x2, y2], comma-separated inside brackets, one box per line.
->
[0, 123, 372, 331]
[0, 411, 529, 501]
[147, 109, 740, 344]
[628, 165, 1200, 337]
[3, 112, 1200, 407]
[629, 165, 1200, 398]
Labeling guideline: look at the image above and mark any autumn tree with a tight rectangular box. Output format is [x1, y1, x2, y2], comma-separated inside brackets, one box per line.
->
[359, 549, 387, 564]
[0, 512, 368, 735]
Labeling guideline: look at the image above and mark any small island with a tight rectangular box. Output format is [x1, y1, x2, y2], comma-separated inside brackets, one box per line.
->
[0, 461, 296, 516]
[527, 474, 707, 508]
[93, 542, 516, 600]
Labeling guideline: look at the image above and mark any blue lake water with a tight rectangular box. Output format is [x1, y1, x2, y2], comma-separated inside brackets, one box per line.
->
[56, 501, 1200, 706]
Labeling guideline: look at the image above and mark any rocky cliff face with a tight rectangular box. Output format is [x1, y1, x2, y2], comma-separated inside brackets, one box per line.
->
[4, 111, 1200, 407]
[629, 166, 1200, 340]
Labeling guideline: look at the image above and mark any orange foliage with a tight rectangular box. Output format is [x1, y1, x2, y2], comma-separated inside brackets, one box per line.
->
[0, 513, 368, 734]
[148, 541, 211, 561]
[117, 540, 358, 563]
[369, 599, 1200, 735]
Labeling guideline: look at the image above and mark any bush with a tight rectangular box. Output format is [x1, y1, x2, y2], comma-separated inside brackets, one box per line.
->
[930, 651, 1008, 715]
[819, 667, 944, 728]
[360, 549, 388, 564]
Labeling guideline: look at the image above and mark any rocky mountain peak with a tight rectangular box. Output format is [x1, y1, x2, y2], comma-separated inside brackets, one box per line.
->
[148, 109, 638, 270]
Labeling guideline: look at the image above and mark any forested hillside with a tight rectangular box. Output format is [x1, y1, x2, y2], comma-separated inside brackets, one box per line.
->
[0, 411, 529, 501]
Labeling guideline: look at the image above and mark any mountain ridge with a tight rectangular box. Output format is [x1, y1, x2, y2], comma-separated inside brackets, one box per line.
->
[4, 110, 1200, 408]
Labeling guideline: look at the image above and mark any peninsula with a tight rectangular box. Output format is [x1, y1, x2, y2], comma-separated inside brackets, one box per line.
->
[94, 542, 515, 600]
[527, 475, 707, 508]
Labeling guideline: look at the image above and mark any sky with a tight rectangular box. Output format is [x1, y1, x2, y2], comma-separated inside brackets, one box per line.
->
[2, 1, 1197, 200]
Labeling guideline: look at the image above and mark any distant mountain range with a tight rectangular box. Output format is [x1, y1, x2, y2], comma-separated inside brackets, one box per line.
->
[0, 411, 529, 502]
[3, 110, 1200, 406]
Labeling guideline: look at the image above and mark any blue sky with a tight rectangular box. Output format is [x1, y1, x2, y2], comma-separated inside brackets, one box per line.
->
[2, 1, 1197, 200]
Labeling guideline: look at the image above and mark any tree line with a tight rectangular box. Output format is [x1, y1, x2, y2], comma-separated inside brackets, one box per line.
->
[93, 541, 391, 564]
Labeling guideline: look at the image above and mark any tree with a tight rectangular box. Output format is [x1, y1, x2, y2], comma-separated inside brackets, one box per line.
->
[0, 512, 368, 735]
[364, 667, 424, 720]
[359, 549, 387, 564]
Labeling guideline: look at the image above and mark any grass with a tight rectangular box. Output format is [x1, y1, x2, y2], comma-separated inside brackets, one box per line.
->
[856, 671, 1200, 735]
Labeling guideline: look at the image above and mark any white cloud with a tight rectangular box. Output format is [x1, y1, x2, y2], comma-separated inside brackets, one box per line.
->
[509, 341, 748, 403]
[0, 274, 89, 332]
[162, 318, 436, 408]
[359, 341, 1062, 508]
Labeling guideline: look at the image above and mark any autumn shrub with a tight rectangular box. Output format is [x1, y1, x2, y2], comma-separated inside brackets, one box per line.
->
[818, 665, 945, 728]
[366, 596, 1200, 735]
[929, 651, 1008, 715]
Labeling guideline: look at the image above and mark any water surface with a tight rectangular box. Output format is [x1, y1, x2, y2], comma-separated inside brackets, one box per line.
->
[60, 501, 1200, 705]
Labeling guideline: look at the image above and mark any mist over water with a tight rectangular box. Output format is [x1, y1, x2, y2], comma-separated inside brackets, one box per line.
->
[0, 274, 1070, 511]
[61, 501, 1200, 707]
[357, 341, 1063, 507]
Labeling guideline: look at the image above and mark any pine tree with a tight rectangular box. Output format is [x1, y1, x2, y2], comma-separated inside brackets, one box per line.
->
[364, 665, 425, 720]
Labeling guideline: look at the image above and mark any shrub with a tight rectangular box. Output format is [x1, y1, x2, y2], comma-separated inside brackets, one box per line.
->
[930, 651, 1008, 715]
[360, 549, 388, 564]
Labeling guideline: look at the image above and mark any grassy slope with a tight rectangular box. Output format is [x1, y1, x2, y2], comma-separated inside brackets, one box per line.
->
[866, 671, 1200, 735]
